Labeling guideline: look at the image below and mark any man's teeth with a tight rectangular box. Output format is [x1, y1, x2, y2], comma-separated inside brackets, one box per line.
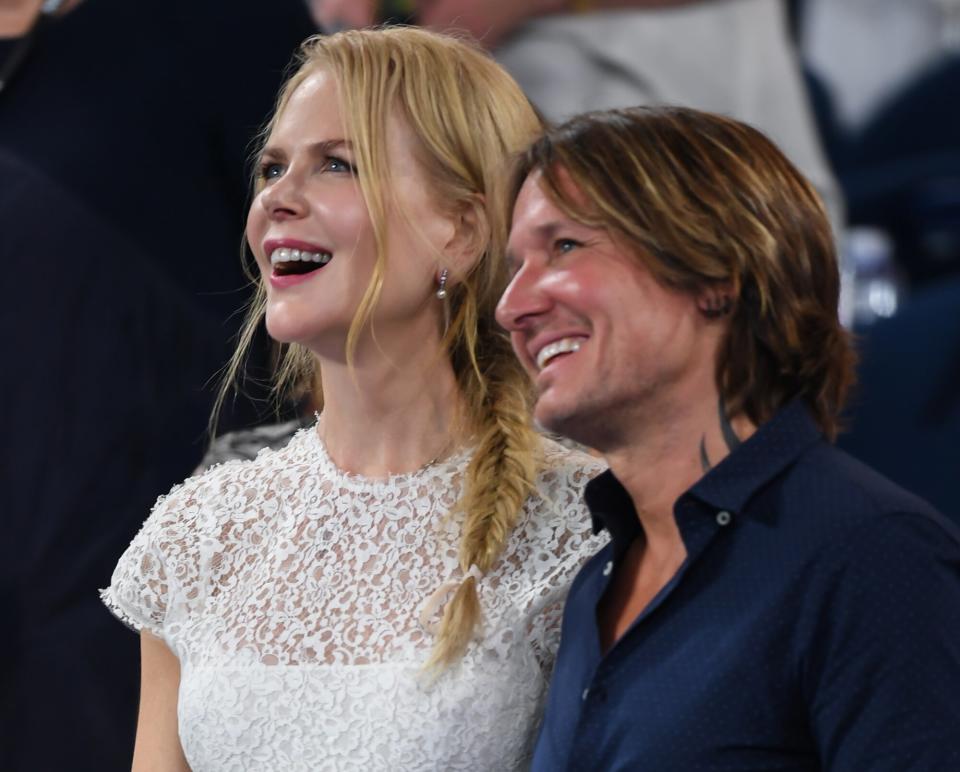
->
[536, 338, 583, 370]
[270, 247, 332, 265]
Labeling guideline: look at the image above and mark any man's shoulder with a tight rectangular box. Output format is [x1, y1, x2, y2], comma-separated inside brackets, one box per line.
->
[775, 439, 954, 543]
[796, 441, 939, 513]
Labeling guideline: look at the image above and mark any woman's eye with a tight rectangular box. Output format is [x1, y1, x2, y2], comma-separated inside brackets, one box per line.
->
[325, 155, 356, 174]
[259, 162, 284, 181]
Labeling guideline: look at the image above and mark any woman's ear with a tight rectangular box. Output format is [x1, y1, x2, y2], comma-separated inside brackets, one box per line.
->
[442, 196, 489, 283]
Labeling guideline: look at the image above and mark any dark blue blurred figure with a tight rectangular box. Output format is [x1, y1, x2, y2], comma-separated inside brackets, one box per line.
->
[839, 278, 960, 522]
[790, 0, 960, 521]
[835, 56, 960, 287]
[793, 0, 960, 286]
[0, 1, 315, 769]
[830, 56, 960, 522]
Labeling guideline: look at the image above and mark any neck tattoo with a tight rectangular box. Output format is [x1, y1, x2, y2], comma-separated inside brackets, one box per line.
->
[699, 397, 742, 473]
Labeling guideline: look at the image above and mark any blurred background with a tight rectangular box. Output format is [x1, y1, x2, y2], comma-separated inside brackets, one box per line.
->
[1, 0, 956, 769]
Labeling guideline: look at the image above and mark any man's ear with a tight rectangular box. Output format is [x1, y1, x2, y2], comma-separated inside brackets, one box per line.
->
[441, 196, 489, 284]
[696, 282, 736, 319]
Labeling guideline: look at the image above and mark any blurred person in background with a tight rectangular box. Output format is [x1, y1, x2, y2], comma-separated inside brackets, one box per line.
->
[792, 0, 960, 521]
[799, 0, 960, 287]
[801, 0, 959, 133]
[310, 0, 842, 231]
[0, 0, 315, 769]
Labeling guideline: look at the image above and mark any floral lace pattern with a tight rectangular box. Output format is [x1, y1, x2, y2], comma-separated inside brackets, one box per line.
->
[102, 425, 606, 771]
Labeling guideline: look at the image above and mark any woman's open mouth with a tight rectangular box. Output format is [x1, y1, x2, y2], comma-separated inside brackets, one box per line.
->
[270, 247, 332, 277]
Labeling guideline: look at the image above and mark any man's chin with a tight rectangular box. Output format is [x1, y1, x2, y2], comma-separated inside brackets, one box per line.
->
[535, 399, 592, 446]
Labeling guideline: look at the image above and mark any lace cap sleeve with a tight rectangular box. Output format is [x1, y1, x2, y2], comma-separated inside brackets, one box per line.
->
[100, 469, 215, 640]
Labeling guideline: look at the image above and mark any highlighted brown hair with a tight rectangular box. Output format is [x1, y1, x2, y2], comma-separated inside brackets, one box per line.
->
[511, 106, 855, 438]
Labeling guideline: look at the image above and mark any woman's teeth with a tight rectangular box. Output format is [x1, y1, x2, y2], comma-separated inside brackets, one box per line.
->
[270, 247, 332, 265]
[536, 338, 583, 370]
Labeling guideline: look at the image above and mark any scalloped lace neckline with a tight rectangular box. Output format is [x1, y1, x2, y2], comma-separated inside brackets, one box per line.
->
[306, 422, 472, 490]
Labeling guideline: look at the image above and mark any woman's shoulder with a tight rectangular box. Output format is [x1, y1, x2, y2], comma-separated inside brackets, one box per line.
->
[496, 436, 608, 605]
[516, 435, 606, 536]
[196, 417, 310, 471]
[151, 422, 323, 526]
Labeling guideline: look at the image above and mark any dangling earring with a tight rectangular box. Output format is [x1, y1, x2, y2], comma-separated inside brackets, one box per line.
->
[436, 269, 449, 300]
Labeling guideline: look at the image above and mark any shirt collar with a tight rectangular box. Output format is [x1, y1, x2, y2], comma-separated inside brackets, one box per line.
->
[585, 399, 823, 553]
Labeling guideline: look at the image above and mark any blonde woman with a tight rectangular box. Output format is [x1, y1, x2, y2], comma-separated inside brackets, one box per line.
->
[101, 27, 605, 771]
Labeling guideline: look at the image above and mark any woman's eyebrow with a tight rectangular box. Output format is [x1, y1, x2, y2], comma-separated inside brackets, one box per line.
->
[260, 138, 354, 158]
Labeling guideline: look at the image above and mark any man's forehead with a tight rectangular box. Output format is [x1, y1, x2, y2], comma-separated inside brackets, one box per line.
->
[520, 165, 587, 201]
[511, 166, 590, 235]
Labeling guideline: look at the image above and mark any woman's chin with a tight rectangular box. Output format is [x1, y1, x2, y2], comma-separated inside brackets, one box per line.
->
[264, 314, 318, 348]
[265, 313, 353, 357]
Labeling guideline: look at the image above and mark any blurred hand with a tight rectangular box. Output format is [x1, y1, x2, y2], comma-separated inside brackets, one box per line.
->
[419, 0, 553, 48]
[309, 0, 377, 31]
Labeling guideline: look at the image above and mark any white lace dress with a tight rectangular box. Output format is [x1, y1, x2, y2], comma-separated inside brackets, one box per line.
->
[102, 424, 606, 771]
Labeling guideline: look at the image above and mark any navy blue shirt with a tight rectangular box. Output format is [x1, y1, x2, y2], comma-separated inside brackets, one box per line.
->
[532, 400, 960, 771]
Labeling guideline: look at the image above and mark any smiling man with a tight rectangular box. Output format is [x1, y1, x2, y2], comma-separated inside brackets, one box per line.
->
[496, 106, 960, 771]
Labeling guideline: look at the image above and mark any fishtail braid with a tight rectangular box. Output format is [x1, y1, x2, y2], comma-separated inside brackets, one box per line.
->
[425, 324, 542, 670]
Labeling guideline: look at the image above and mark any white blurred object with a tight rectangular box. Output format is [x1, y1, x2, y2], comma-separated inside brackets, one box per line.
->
[841, 227, 903, 328]
[802, 0, 951, 130]
[495, 0, 844, 235]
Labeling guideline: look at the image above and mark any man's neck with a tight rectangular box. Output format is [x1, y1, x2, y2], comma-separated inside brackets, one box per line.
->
[601, 391, 756, 548]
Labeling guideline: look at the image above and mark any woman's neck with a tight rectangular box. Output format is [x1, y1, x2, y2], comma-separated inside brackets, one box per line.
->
[315, 336, 469, 478]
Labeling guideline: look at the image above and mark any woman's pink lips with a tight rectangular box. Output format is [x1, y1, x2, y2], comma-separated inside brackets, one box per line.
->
[263, 237, 331, 254]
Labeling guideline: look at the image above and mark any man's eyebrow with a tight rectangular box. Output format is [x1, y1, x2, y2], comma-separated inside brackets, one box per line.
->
[537, 221, 565, 239]
[525, 221, 573, 243]
[505, 220, 572, 272]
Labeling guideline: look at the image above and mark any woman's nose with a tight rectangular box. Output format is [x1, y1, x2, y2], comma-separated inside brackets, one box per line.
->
[260, 173, 308, 220]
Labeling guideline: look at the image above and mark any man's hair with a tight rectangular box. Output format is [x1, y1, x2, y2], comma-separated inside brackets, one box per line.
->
[509, 106, 856, 439]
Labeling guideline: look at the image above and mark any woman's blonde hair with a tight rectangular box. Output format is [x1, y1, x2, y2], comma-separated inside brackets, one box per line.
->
[222, 27, 544, 668]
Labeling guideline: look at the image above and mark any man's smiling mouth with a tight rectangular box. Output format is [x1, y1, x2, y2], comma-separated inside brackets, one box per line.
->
[535, 337, 585, 370]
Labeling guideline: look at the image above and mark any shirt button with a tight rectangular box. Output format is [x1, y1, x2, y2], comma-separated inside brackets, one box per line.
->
[581, 687, 590, 701]
[716, 510, 732, 526]
[602, 560, 613, 576]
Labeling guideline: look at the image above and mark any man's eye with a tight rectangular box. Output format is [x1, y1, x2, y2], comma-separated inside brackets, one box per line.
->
[555, 238, 581, 254]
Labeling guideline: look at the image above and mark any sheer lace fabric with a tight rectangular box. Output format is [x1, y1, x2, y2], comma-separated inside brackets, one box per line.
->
[102, 425, 606, 771]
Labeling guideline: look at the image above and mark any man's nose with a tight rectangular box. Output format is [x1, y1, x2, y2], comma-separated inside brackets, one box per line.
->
[495, 259, 549, 332]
